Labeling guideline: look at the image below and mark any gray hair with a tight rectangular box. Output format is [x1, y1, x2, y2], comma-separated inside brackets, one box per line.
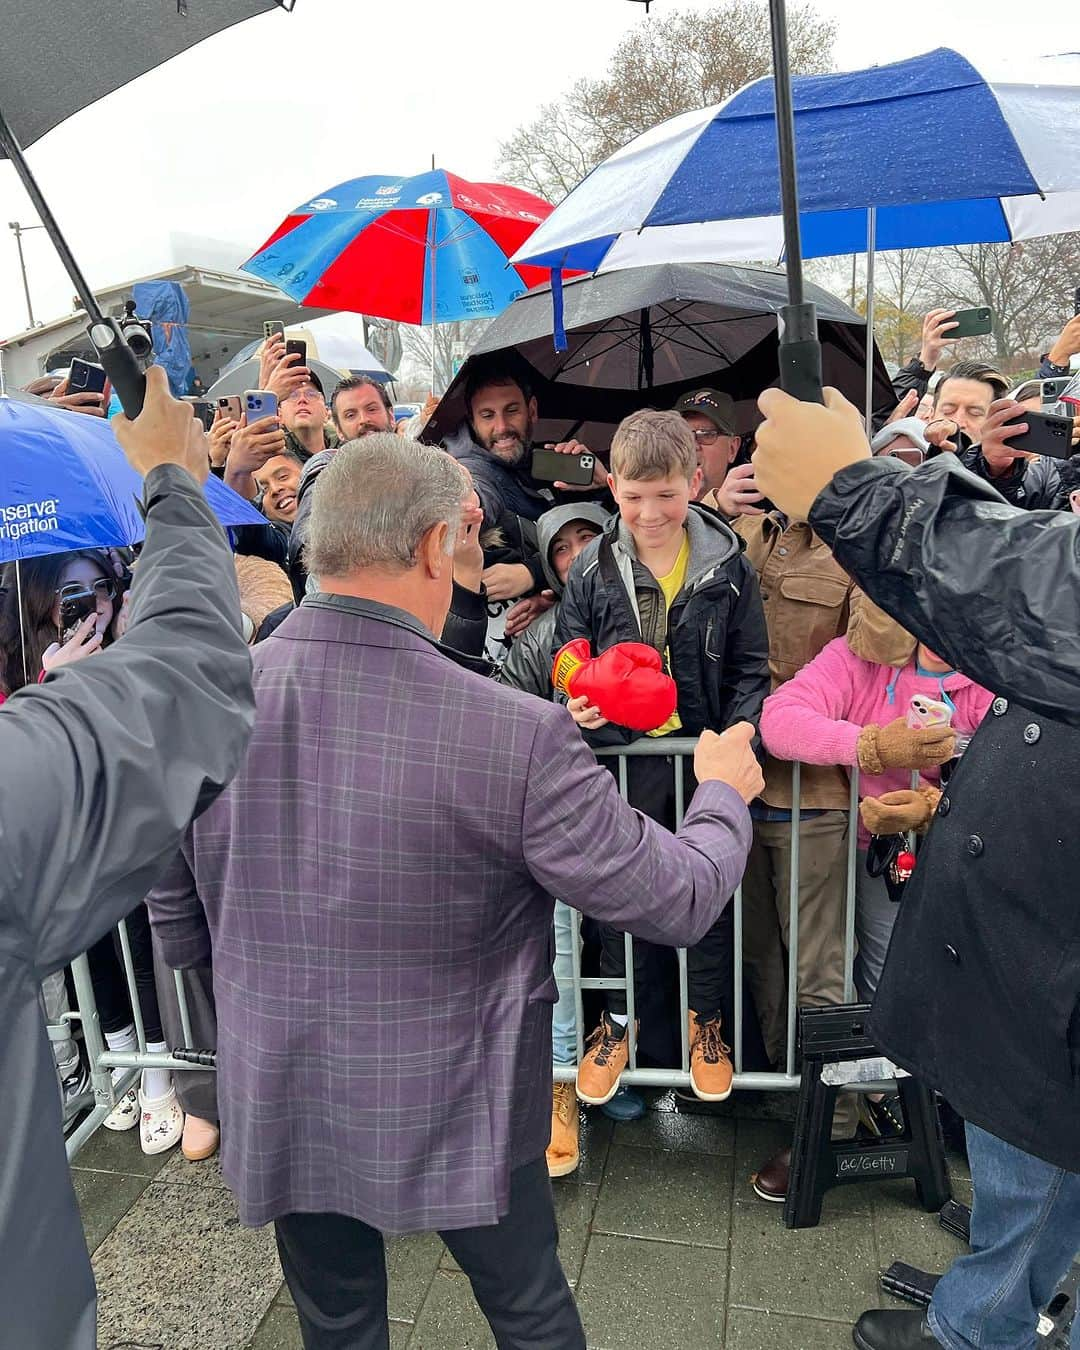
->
[305, 434, 465, 577]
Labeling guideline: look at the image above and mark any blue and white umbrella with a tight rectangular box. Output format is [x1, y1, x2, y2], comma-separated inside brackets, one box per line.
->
[512, 49, 1080, 276]
[0, 395, 265, 563]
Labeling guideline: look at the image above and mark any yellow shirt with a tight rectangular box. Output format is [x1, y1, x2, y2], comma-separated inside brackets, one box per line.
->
[646, 531, 690, 737]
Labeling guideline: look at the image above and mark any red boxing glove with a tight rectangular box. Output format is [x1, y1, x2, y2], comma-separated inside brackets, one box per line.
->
[552, 639, 677, 732]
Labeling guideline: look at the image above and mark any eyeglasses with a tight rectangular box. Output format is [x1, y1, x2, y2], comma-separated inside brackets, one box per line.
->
[689, 427, 726, 446]
[56, 578, 117, 602]
[282, 385, 324, 403]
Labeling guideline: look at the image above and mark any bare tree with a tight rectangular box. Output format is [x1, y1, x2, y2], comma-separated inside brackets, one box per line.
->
[399, 319, 490, 395]
[873, 249, 934, 366]
[498, 2, 836, 204]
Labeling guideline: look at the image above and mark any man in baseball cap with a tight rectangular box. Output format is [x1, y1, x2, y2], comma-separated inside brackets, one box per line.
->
[675, 389, 763, 518]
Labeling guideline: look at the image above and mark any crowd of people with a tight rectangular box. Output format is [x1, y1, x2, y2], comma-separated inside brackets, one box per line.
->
[13, 303, 1080, 1346]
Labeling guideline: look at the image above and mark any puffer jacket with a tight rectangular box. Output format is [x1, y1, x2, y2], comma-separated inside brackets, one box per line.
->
[957, 442, 1061, 509]
[499, 502, 611, 701]
[554, 503, 770, 743]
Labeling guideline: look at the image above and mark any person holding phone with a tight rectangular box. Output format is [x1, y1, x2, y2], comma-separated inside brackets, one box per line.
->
[751, 385, 1080, 1350]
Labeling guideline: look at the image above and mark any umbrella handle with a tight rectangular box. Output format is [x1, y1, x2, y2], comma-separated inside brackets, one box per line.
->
[89, 318, 146, 419]
[778, 302, 823, 404]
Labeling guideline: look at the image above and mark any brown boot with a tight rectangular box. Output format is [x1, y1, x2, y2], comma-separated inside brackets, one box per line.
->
[688, 1011, 733, 1101]
[751, 1145, 790, 1202]
[546, 1082, 580, 1178]
[576, 1012, 633, 1106]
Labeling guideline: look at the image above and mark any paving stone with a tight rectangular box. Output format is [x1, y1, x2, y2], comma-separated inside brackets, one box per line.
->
[726, 1307, 855, 1348]
[70, 1122, 175, 1177]
[571, 1108, 615, 1186]
[93, 1181, 280, 1349]
[614, 1106, 734, 1156]
[74, 1168, 150, 1253]
[157, 1147, 228, 1188]
[729, 1198, 880, 1322]
[278, 1230, 442, 1324]
[576, 1234, 726, 1349]
[733, 1117, 875, 1217]
[409, 1270, 497, 1349]
[593, 1142, 732, 1249]
[872, 1181, 968, 1306]
[440, 1183, 598, 1287]
[250, 1305, 410, 1348]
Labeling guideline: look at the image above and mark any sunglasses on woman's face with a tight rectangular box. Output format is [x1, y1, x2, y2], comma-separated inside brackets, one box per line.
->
[56, 578, 117, 603]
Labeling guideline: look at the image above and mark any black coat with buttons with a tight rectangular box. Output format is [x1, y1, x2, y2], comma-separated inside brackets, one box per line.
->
[811, 453, 1080, 1172]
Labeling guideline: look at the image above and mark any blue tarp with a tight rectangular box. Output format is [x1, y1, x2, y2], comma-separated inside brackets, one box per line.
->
[131, 281, 193, 397]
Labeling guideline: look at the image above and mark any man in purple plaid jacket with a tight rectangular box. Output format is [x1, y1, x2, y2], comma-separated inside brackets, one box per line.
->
[149, 435, 761, 1350]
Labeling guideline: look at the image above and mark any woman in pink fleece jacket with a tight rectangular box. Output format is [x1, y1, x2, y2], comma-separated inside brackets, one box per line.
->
[760, 634, 993, 1000]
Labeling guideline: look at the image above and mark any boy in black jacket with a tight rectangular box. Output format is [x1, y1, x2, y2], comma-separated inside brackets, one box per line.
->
[555, 409, 769, 1105]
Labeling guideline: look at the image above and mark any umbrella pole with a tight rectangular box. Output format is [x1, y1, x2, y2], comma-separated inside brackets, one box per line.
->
[0, 107, 146, 416]
[767, 0, 822, 404]
[428, 208, 438, 395]
[864, 207, 877, 433]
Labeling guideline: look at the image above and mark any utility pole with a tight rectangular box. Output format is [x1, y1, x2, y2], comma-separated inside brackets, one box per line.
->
[9, 220, 43, 328]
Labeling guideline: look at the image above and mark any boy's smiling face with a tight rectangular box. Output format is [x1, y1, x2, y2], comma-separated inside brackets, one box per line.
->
[608, 469, 700, 553]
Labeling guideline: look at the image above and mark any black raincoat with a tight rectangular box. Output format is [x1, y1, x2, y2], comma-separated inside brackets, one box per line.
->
[809, 453, 1080, 1170]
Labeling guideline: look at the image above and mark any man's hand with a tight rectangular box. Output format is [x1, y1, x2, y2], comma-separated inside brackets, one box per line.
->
[260, 333, 313, 402]
[924, 418, 960, 454]
[1047, 314, 1080, 369]
[453, 489, 485, 593]
[977, 399, 1034, 477]
[227, 414, 286, 474]
[505, 591, 556, 638]
[919, 308, 959, 370]
[112, 365, 209, 484]
[48, 377, 106, 418]
[208, 408, 237, 468]
[693, 723, 764, 805]
[481, 562, 534, 601]
[752, 387, 871, 521]
[548, 439, 607, 491]
[884, 390, 920, 425]
[711, 461, 764, 517]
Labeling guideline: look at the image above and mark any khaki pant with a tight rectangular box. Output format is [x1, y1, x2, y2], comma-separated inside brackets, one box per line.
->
[741, 811, 858, 1136]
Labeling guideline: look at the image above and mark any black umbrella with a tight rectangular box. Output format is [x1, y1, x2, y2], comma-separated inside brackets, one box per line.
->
[0, 1, 296, 415]
[422, 262, 891, 453]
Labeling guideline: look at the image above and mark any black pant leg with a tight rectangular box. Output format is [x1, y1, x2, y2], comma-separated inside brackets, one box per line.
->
[274, 1212, 390, 1350]
[686, 903, 736, 1024]
[113, 903, 165, 1043]
[440, 1159, 585, 1350]
[86, 932, 133, 1035]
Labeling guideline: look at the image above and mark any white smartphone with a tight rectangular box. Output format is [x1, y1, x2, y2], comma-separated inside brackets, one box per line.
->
[906, 695, 953, 730]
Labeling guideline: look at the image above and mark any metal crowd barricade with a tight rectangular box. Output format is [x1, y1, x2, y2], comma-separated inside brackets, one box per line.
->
[552, 740, 863, 1093]
[55, 745, 866, 1160]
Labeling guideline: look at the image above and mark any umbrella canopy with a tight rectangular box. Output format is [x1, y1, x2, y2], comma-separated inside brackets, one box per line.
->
[513, 49, 1080, 274]
[0, 1, 291, 153]
[241, 169, 560, 324]
[206, 355, 353, 401]
[422, 263, 893, 452]
[0, 397, 263, 562]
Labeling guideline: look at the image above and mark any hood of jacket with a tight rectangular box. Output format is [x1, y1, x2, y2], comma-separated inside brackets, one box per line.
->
[535, 502, 612, 595]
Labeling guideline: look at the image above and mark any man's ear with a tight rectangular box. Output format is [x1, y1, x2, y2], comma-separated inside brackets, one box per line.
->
[420, 521, 451, 577]
[527, 396, 539, 426]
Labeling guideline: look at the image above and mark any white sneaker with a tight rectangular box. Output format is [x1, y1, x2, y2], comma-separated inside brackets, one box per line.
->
[139, 1085, 184, 1155]
[104, 1087, 139, 1131]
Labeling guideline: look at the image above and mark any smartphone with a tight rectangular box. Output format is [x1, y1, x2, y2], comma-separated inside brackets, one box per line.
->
[907, 695, 953, 731]
[263, 320, 285, 342]
[1001, 408, 1075, 459]
[886, 447, 925, 468]
[183, 397, 216, 431]
[530, 445, 596, 486]
[217, 395, 242, 422]
[67, 358, 107, 396]
[285, 338, 307, 366]
[58, 587, 97, 641]
[1040, 377, 1072, 405]
[948, 306, 993, 339]
[244, 389, 278, 423]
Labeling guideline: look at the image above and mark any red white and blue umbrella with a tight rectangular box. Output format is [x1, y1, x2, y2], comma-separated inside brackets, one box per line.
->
[241, 169, 560, 327]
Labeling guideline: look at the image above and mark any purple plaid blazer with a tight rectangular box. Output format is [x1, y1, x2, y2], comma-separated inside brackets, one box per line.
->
[150, 596, 751, 1232]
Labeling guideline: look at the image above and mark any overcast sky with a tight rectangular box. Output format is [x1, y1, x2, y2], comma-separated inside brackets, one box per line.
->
[0, 0, 1077, 339]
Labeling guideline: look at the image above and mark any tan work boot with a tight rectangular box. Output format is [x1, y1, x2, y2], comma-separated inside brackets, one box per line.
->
[576, 1012, 633, 1106]
[547, 1082, 580, 1178]
[688, 1011, 733, 1101]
